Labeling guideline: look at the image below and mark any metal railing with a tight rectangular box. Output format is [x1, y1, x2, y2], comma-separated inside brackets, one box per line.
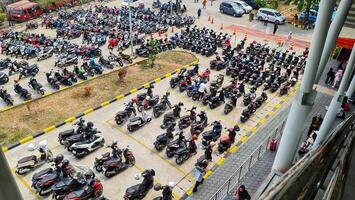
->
[209, 121, 286, 200]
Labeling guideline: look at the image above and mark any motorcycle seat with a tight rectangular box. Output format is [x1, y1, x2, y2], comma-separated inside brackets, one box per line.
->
[202, 130, 213, 138]
[102, 152, 110, 157]
[40, 173, 58, 182]
[176, 147, 188, 154]
[55, 178, 76, 187]
[33, 168, 52, 179]
[66, 189, 87, 199]
[104, 157, 122, 165]
[18, 155, 37, 163]
[129, 116, 142, 122]
[59, 129, 75, 136]
[126, 184, 141, 194]
[151, 95, 159, 102]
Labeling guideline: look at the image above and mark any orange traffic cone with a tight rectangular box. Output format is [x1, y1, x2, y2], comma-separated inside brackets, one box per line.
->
[208, 16, 211, 21]
[233, 29, 236, 36]
[211, 18, 214, 24]
[220, 23, 224, 30]
[171, 27, 175, 33]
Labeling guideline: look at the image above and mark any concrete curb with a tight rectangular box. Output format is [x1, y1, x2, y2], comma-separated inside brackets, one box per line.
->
[179, 84, 299, 200]
[2, 59, 199, 153]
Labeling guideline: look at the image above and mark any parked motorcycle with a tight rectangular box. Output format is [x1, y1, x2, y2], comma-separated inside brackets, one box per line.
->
[58, 118, 86, 145]
[71, 133, 105, 159]
[115, 101, 137, 125]
[127, 111, 152, 132]
[103, 147, 136, 177]
[124, 169, 155, 200]
[28, 77, 45, 95]
[154, 123, 176, 151]
[0, 87, 14, 106]
[202, 121, 222, 147]
[14, 82, 32, 100]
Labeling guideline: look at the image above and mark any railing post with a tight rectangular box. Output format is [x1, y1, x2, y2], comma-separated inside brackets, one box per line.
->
[226, 179, 231, 195]
[258, 145, 262, 160]
[248, 156, 252, 170]
[238, 167, 242, 181]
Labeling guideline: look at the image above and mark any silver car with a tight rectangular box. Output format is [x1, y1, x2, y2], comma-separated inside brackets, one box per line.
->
[256, 8, 285, 24]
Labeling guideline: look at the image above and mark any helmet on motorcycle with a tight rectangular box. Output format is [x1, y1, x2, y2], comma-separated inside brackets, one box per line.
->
[62, 159, 70, 167]
[165, 92, 170, 96]
[112, 139, 118, 146]
[233, 125, 240, 132]
[84, 171, 93, 180]
[145, 96, 151, 101]
[55, 154, 64, 163]
[178, 102, 184, 106]
[87, 121, 94, 128]
[168, 182, 175, 188]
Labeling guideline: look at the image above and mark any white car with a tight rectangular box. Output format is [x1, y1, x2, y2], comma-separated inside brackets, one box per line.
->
[231, 0, 252, 13]
[122, 0, 142, 6]
[256, 8, 285, 24]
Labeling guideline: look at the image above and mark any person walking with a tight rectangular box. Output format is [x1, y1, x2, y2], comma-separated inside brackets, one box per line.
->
[192, 164, 206, 192]
[202, 0, 207, 8]
[325, 68, 335, 85]
[235, 185, 251, 200]
[333, 68, 343, 88]
[273, 22, 278, 35]
[197, 8, 202, 19]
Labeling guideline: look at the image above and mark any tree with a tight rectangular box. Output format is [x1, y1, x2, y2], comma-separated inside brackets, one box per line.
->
[148, 39, 158, 67]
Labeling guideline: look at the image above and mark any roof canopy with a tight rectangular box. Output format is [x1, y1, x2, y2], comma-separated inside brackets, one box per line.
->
[6, 0, 37, 10]
[336, 37, 355, 49]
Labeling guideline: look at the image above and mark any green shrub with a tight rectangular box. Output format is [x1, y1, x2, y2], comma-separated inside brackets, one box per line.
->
[297, 0, 305, 11]
[0, 12, 6, 25]
[254, 0, 267, 7]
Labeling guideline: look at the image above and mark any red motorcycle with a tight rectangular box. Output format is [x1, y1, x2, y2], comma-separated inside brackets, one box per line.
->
[199, 69, 210, 82]
[108, 38, 118, 50]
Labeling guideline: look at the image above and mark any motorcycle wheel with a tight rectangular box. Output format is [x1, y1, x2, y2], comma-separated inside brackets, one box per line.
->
[129, 156, 136, 166]
[153, 110, 161, 118]
[104, 170, 114, 178]
[154, 143, 164, 151]
[166, 151, 174, 158]
[118, 60, 123, 67]
[115, 117, 124, 125]
[170, 82, 176, 89]
[3, 76, 9, 83]
[95, 164, 103, 172]
[15, 167, 27, 175]
[128, 59, 133, 64]
[192, 95, 199, 101]
[127, 126, 134, 132]
[40, 90, 45, 95]
[6, 99, 14, 106]
[59, 138, 64, 145]
[39, 188, 51, 196]
[176, 155, 186, 165]
[54, 84, 60, 90]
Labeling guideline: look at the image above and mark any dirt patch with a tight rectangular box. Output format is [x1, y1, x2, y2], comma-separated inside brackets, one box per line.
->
[0, 51, 196, 146]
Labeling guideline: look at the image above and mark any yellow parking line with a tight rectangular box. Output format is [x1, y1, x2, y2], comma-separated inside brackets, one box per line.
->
[259, 118, 266, 124]
[241, 136, 248, 143]
[19, 136, 34, 144]
[13, 169, 42, 200]
[130, 88, 138, 94]
[83, 108, 94, 115]
[228, 146, 238, 153]
[116, 95, 124, 100]
[143, 83, 150, 88]
[275, 103, 281, 109]
[2, 146, 8, 152]
[43, 125, 56, 133]
[100, 101, 110, 107]
[106, 120, 195, 182]
[203, 170, 212, 179]
[186, 186, 194, 195]
[268, 111, 274, 116]
[165, 73, 172, 78]
[64, 116, 76, 123]
[216, 157, 225, 166]
[250, 126, 257, 133]
[154, 77, 161, 83]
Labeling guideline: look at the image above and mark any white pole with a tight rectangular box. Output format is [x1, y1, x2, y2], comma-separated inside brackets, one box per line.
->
[314, 46, 355, 147]
[272, 0, 337, 173]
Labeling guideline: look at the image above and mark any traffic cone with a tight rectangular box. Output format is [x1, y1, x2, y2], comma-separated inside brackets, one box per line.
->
[233, 29, 236, 36]
[211, 18, 214, 24]
[158, 31, 161, 37]
[171, 26, 175, 33]
[208, 16, 211, 21]
[220, 23, 224, 30]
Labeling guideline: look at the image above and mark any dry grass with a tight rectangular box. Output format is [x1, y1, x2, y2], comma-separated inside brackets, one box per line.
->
[0, 51, 196, 146]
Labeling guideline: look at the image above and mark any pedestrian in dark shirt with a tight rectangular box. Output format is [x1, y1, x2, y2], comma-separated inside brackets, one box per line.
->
[197, 8, 201, 19]
[273, 22, 278, 35]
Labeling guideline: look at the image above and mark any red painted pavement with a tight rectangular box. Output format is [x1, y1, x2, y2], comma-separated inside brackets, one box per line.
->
[226, 25, 310, 49]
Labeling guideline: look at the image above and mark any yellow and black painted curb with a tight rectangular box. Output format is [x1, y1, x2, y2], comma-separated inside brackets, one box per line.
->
[179, 84, 299, 200]
[1, 59, 199, 153]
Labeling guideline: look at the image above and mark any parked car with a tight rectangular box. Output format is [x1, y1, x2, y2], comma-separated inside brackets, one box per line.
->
[122, 0, 143, 6]
[256, 8, 285, 24]
[300, 9, 336, 24]
[6, 0, 43, 22]
[232, 0, 253, 13]
[220, 1, 244, 17]
[241, 0, 258, 10]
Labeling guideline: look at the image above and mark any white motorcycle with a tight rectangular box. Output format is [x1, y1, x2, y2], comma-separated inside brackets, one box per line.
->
[127, 111, 152, 132]
[15, 140, 53, 175]
[71, 134, 105, 159]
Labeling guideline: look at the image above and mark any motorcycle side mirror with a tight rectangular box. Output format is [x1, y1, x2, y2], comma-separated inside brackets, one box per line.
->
[27, 143, 36, 151]
[134, 173, 142, 180]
